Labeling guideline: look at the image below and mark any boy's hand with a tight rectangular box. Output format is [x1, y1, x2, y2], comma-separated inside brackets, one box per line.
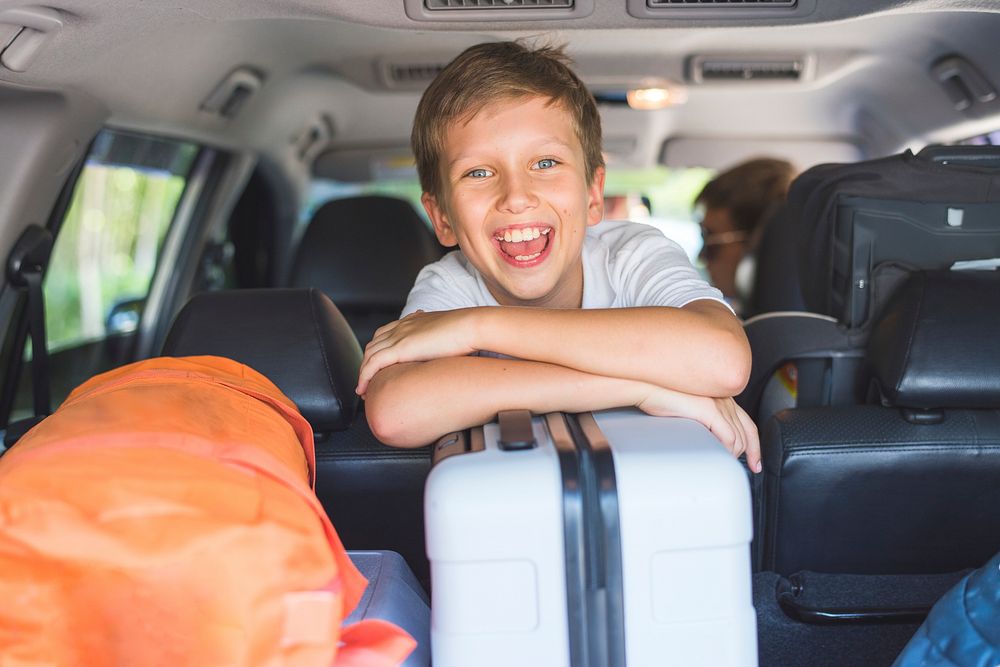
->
[636, 388, 762, 473]
[357, 309, 478, 395]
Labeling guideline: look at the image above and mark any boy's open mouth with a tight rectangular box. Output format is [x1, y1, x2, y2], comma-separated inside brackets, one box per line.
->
[493, 225, 552, 266]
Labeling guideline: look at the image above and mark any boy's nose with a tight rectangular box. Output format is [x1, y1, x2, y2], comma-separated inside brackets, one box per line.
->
[496, 172, 538, 214]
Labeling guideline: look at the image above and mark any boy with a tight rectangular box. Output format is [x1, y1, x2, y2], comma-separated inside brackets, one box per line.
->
[357, 41, 760, 472]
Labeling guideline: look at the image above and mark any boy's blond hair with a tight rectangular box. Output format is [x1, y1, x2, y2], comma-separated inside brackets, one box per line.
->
[411, 41, 604, 198]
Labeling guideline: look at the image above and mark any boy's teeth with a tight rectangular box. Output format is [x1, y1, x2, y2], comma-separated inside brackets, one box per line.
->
[496, 226, 547, 242]
[514, 252, 542, 261]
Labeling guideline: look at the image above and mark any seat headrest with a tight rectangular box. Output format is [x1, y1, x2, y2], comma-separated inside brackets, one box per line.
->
[289, 195, 443, 308]
[162, 289, 362, 432]
[867, 271, 1000, 409]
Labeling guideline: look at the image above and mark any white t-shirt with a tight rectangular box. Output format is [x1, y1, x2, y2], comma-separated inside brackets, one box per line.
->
[402, 220, 727, 315]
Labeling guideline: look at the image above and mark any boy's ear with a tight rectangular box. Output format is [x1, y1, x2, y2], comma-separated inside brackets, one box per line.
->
[586, 166, 607, 228]
[422, 192, 459, 247]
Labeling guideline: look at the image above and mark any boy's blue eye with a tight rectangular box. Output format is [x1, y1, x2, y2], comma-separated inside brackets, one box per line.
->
[535, 158, 558, 169]
[466, 168, 492, 179]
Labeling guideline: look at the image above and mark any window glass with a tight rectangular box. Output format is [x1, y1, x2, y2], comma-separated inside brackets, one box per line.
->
[303, 179, 426, 228]
[603, 166, 715, 262]
[8, 129, 199, 424]
[43, 130, 198, 351]
[960, 130, 1000, 145]
[304, 165, 714, 262]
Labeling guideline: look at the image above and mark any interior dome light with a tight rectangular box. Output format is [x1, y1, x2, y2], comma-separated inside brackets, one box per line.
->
[626, 86, 687, 110]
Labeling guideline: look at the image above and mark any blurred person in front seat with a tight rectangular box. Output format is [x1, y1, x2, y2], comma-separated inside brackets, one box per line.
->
[693, 157, 796, 318]
[696, 158, 799, 422]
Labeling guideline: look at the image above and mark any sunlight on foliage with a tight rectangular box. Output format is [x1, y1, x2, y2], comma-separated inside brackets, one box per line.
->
[43, 164, 186, 351]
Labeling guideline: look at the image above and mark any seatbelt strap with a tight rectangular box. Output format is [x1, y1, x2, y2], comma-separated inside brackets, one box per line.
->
[23, 266, 50, 416]
[5, 225, 54, 419]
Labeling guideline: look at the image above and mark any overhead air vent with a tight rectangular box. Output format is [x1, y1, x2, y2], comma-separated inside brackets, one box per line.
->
[378, 60, 449, 90]
[405, 0, 592, 21]
[426, 0, 573, 8]
[389, 63, 446, 85]
[688, 55, 811, 84]
[628, 0, 811, 19]
[647, 0, 794, 5]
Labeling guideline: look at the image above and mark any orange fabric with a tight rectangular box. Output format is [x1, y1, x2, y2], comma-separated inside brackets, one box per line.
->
[336, 621, 423, 667]
[0, 355, 415, 666]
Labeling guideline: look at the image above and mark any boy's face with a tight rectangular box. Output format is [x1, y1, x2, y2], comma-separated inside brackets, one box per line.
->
[421, 95, 605, 308]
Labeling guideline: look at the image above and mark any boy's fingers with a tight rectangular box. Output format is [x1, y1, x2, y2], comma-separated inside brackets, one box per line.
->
[363, 338, 391, 362]
[730, 426, 745, 458]
[367, 326, 397, 351]
[356, 365, 376, 396]
[716, 399, 744, 458]
[736, 407, 762, 473]
[732, 410, 749, 458]
[706, 408, 737, 452]
[371, 319, 402, 342]
[355, 367, 369, 395]
[356, 349, 397, 395]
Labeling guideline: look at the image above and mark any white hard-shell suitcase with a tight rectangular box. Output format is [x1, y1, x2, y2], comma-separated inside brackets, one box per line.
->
[425, 408, 757, 667]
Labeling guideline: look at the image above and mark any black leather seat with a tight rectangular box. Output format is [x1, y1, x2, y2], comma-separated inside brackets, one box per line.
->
[746, 205, 808, 318]
[162, 289, 432, 584]
[756, 270, 1000, 576]
[739, 147, 1000, 425]
[287, 195, 444, 347]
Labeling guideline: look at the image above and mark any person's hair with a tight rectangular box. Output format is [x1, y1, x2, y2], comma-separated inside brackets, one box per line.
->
[411, 41, 604, 199]
[695, 158, 796, 233]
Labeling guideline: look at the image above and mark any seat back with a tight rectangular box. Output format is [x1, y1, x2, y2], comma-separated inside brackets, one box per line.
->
[163, 289, 432, 585]
[757, 270, 1000, 576]
[288, 195, 444, 346]
[740, 145, 1000, 423]
[746, 205, 807, 317]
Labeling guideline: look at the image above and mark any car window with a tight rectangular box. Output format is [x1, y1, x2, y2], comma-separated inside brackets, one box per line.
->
[8, 129, 199, 421]
[960, 129, 1000, 145]
[45, 131, 198, 350]
[304, 165, 714, 263]
[303, 178, 428, 229]
[604, 166, 715, 262]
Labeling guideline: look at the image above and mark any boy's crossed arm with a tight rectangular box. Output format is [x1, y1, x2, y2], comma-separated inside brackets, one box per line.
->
[359, 301, 761, 472]
[357, 299, 749, 397]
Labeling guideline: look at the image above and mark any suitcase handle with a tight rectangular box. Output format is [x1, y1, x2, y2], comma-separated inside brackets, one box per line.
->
[497, 410, 536, 451]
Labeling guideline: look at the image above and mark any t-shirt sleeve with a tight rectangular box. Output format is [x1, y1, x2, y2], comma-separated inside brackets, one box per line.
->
[400, 255, 482, 317]
[608, 223, 731, 310]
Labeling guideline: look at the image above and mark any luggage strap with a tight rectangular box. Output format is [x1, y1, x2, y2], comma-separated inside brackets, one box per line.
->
[546, 412, 627, 667]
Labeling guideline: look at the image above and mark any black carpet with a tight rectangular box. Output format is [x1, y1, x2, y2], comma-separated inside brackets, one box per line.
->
[754, 570, 966, 667]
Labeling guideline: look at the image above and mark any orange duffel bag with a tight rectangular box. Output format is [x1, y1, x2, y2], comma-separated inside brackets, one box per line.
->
[0, 355, 415, 666]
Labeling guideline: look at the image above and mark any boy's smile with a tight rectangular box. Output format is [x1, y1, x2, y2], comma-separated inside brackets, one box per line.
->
[493, 223, 552, 266]
[422, 95, 605, 308]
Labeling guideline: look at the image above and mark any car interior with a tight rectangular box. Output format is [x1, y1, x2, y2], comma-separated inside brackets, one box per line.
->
[2, 1, 1000, 665]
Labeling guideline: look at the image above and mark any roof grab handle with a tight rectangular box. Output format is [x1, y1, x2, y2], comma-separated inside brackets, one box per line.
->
[0, 6, 63, 73]
[201, 66, 265, 119]
[931, 54, 998, 115]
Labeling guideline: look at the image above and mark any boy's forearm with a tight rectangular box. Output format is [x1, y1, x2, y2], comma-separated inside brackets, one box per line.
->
[472, 301, 750, 397]
[364, 357, 651, 448]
